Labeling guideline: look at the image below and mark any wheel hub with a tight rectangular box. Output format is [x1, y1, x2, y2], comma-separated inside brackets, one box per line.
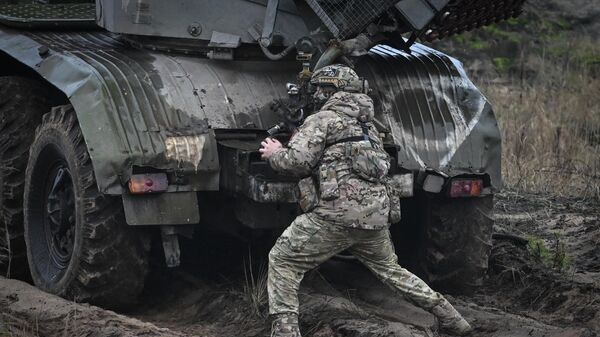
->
[44, 165, 75, 269]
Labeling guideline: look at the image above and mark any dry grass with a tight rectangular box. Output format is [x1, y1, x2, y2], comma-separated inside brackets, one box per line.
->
[0, 314, 39, 337]
[0, 226, 8, 277]
[478, 40, 600, 199]
[239, 249, 269, 318]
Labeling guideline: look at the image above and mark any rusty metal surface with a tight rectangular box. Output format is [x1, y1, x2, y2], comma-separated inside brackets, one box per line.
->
[0, 27, 501, 195]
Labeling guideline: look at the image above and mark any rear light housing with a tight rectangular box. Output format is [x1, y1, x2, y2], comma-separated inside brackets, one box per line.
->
[128, 173, 168, 194]
[449, 178, 483, 198]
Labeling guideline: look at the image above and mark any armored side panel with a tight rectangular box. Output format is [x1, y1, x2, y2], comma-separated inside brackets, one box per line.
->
[0, 26, 501, 197]
[0, 28, 295, 194]
[95, 0, 525, 50]
[96, 0, 309, 46]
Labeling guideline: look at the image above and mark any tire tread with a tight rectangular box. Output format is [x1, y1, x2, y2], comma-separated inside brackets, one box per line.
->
[420, 196, 494, 294]
[25, 105, 148, 309]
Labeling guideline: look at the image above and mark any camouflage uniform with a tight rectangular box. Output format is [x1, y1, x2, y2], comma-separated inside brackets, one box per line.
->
[267, 91, 445, 315]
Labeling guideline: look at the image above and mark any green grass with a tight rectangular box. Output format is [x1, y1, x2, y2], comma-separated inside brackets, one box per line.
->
[492, 57, 513, 73]
[527, 235, 571, 272]
[469, 39, 489, 50]
[527, 238, 551, 262]
[451, 34, 466, 44]
[482, 24, 523, 43]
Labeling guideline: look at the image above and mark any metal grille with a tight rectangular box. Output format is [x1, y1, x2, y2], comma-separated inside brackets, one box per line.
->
[305, 0, 398, 39]
[0, 3, 95, 21]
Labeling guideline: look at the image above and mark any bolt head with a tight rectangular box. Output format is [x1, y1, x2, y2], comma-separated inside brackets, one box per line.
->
[187, 22, 202, 37]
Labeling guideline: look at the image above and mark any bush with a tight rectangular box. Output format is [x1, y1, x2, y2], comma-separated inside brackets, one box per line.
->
[479, 37, 600, 199]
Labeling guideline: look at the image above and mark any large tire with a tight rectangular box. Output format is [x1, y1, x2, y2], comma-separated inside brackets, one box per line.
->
[23, 105, 148, 309]
[419, 195, 494, 294]
[0, 77, 50, 278]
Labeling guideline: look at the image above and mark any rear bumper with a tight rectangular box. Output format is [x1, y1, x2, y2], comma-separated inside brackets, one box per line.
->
[243, 175, 298, 203]
[118, 137, 493, 227]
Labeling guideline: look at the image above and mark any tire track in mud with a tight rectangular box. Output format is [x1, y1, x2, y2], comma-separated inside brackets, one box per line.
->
[0, 266, 591, 337]
[1, 190, 599, 337]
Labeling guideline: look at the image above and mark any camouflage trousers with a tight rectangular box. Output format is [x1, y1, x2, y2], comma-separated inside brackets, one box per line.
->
[268, 213, 444, 315]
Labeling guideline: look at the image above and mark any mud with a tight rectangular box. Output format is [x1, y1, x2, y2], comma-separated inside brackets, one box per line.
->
[1, 190, 599, 337]
[0, 277, 186, 337]
[479, 191, 600, 333]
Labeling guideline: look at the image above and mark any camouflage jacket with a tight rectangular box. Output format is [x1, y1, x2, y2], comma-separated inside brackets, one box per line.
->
[269, 91, 390, 230]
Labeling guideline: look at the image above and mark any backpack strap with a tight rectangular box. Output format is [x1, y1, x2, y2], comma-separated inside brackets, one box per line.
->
[359, 120, 377, 148]
[327, 121, 377, 148]
[328, 135, 366, 147]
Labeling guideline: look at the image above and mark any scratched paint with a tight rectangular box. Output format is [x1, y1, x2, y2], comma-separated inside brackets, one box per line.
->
[165, 135, 206, 171]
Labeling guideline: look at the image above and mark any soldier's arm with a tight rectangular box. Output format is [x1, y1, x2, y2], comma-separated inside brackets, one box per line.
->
[268, 113, 329, 176]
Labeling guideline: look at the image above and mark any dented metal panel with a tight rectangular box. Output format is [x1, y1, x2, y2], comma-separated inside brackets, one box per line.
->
[0, 27, 501, 195]
[0, 28, 294, 194]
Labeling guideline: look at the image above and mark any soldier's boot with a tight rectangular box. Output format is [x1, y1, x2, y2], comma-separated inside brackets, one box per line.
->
[271, 313, 302, 337]
[432, 299, 473, 336]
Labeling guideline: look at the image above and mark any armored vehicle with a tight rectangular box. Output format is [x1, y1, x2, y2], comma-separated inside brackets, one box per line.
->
[0, 0, 521, 308]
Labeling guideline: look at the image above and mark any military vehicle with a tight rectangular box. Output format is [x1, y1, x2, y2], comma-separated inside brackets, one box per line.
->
[0, 0, 521, 308]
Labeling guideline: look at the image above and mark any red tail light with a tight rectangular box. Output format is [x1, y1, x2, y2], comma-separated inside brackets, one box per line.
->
[128, 173, 168, 194]
[449, 179, 483, 198]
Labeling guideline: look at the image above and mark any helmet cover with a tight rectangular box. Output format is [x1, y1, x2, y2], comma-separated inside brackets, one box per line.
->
[310, 64, 365, 93]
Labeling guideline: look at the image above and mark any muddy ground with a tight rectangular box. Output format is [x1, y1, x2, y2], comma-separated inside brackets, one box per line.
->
[1, 190, 599, 337]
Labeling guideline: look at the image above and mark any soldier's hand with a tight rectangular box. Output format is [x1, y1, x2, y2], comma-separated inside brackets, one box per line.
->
[260, 138, 283, 160]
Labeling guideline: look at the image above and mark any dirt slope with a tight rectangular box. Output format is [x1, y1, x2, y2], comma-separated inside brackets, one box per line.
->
[0, 277, 187, 337]
[481, 192, 600, 333]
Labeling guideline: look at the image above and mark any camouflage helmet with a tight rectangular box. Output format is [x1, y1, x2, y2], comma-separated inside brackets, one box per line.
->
[310, 64, 367, 94]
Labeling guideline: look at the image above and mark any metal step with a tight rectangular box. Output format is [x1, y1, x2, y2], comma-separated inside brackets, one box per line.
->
[0, 3, 95, 28]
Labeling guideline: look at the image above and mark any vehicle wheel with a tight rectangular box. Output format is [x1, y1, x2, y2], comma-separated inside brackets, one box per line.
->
[0, 77, 50, 278]
[24, 105, 148, 309]
[419, 195, 494, 294]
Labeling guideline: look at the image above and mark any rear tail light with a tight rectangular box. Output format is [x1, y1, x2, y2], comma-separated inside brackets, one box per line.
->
[128, 173, 168, 194]
[449, 179, 483, 198]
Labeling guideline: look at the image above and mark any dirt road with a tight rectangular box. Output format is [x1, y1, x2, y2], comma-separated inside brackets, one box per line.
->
[1, 191, 599, 337]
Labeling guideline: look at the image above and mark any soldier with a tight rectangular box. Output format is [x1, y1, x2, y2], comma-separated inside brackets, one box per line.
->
[260, 64, 473, 337]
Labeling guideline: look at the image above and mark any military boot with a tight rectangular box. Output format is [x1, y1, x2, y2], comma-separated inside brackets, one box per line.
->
[431, 299, 473, 336]
[271, 313, 302, 337]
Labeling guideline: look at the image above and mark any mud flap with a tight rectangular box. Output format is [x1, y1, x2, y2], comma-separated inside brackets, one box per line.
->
[123, 192, 200, 226]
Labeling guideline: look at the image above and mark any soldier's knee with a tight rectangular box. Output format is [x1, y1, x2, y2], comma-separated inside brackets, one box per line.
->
[269, 243, 287, 264]
[269, 247, 279, 264]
